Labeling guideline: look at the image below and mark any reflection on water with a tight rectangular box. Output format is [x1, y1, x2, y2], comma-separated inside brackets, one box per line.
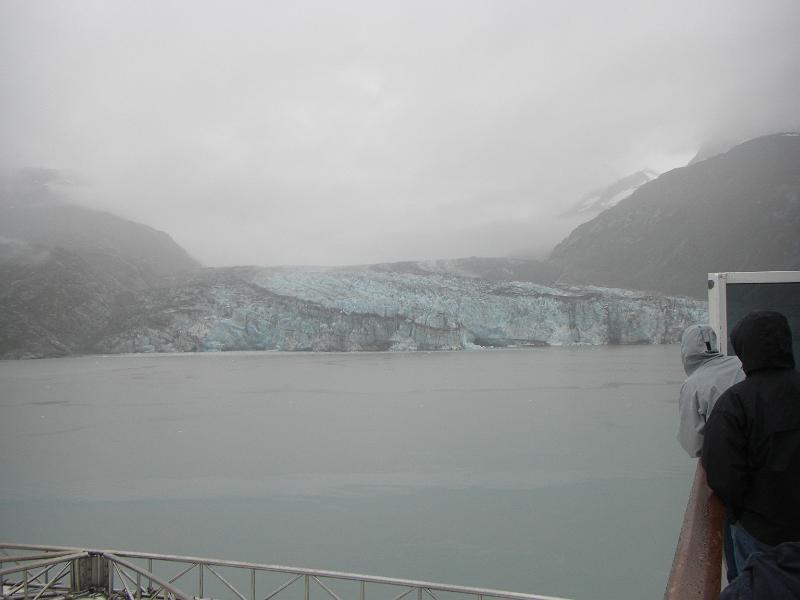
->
[0, 346, 693, 600]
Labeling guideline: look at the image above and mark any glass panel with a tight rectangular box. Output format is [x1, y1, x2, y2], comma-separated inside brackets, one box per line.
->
[725, 282, 800, 362]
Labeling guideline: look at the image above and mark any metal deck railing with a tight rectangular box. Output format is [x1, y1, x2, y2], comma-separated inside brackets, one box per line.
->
[662, 462, 724, 600]
[0, 544, 571, 600]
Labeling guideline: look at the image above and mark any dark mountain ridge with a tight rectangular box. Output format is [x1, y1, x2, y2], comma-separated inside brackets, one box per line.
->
[549, 133, 800, 298]
[0, 174, 199, 286]
[0, 171, 200, 357]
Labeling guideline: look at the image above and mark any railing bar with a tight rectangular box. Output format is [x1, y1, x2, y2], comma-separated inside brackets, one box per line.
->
[0, 554, 89, 578]
[147, 575, 170, 600]
[360, 580, 365, 600]
[33, 563, 72, 600]
[5, 562, 74, 592]
[304, 574, 309, 600]
[8, 562, 60, 592]
[101, 553, 191, 600]
[663, 462, 724, 600]
[0, 545, 571, 600]
[206, 565, 248, 600]
[113, 563, 137, 600]
[311, 576, 341, 600]
[167, 563, 198, 585]
[115, 561, 146, 593]
[3, 580, 58, 597]
[199, 563, 204, 599]
[148, 559, 153, 595]
[148, 582, 168, 599]
[262, 574, 303, 600]
[63, 551, 542, 597]
[251, 568, 256, 600]
[0, 553, 75, 565]
[6, 577, 30, 596]
[150, 565, 193, 600]
[388, 587, 415, 600]
[425, 589, 441, 600]
[108, 556, 114, 598]
[138, 571, 180, 600]
[3, 564, 68, 593]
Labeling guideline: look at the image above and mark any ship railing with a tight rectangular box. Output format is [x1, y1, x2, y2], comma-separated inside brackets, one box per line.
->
[1, 544, 571, 600]
[663, 462, 725, 600]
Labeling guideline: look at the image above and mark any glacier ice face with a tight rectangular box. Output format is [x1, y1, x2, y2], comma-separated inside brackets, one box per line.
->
[95, 265, 707, 354]
[248, 266, 707, 348]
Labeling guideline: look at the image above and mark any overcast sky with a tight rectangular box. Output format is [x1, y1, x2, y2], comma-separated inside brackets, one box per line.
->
[2, 1, 799, 267]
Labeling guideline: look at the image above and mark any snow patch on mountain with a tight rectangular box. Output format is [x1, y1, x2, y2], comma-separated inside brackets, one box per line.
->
[565, 169, 659, 217]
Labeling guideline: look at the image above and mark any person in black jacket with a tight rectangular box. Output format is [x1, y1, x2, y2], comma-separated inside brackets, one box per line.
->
[702, 310, 800, 574]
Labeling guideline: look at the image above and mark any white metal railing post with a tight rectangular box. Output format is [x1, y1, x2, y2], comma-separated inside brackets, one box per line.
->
[107, 556, 114, 598]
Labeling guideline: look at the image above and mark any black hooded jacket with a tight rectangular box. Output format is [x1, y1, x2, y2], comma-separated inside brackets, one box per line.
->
[702, 310, 800, 546]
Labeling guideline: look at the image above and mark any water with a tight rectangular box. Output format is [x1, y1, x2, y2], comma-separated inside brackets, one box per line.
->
[0, 346, 694, 600]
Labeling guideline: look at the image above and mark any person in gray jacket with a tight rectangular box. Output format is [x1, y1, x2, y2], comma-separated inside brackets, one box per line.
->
[678, 324, 745, 582]
[678, 324, 745, 457]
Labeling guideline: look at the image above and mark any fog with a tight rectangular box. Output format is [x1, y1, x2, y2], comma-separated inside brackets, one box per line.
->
[1, 1, 799, 267]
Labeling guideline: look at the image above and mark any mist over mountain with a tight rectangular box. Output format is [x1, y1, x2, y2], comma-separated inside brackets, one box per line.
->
[2, 132, 799, 357]
[0, 169, 199, 282]
[0, 170, 200, 357]
[687, 138, 742, 165]
[549, 133, 800, 298]
[0, 166, 700, 358]
[561, 170, 659, 219]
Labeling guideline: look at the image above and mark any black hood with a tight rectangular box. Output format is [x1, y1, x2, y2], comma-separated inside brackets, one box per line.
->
[730, 310, 795, 374]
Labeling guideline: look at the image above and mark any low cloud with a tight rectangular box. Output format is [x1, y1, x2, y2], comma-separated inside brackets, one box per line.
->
[1, 0, 798, 266]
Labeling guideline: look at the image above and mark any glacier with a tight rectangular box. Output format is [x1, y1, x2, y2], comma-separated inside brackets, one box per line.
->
[95, 265, 707, 354]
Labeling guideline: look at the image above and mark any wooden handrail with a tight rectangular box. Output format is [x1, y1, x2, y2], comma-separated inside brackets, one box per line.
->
[663, 462, 725, 600]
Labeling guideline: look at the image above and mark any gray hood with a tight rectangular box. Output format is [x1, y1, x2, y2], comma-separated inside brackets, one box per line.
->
[681, 325, 723, 376]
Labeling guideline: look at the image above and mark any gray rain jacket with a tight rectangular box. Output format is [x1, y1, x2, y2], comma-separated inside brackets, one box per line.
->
[677, 325, 745, 457]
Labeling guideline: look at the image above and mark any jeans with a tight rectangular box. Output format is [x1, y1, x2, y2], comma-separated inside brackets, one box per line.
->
[732, 523, 774, 574]
[724, 521, 738, 583]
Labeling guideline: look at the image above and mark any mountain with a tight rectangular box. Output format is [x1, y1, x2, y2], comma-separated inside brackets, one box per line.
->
[0, 170, 199, 285]
[549, 133, 800, 298]
[0, 169, 200, 357]
[688, 137, 742, 165]
[562, 169, 659, 218]
[4, 132, 798, 357]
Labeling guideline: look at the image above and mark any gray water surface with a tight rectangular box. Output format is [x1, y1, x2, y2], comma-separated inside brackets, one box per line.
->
[0, 346, 694, 600]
